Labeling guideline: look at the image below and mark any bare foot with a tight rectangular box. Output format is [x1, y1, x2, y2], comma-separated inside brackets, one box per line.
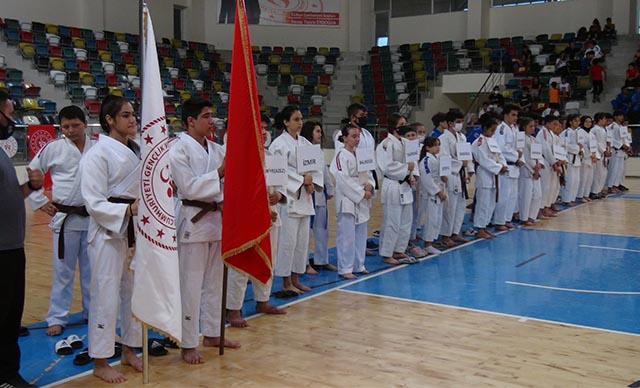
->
[227, 310, 248, 328]
[94, 358, 127, 383]
[476, 229, 494, 239]
[451, 234, 469, 243]
[256, 302, 287, 314]
[120, 346, 143, 372]
[442, 237, 456, 247]
[46, 324, 63, 336]
[292, 280, 311, 292]
[340, 273, 356, 279]
[305, 264, 318, 275]
[522, 220, 535, 227]
[202, 336, 241, 349]
[283, 285, 303, 294]
[181, 348, 205, 364]
[382, 257, 400, 265]
[495, 225, 508, 231]
[319, 263, 338, 271]
[356, 269, 370, 274]
[551, 204, 561, 211]
[505, 222, 515, 229]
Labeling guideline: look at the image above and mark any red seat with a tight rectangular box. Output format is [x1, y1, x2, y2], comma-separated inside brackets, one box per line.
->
[84, 100, 101, 116]
[319, 74, 331, 85]
[310, 105, 322, 116]
[19, 31, 33, 43]
[123, 53, 134, 64]
[106, 74, 118, 87]
[96, 40, 107, 51]
[287, 94, 300, 104]
[172, 78, 185, 90]
[77, 60, 90, 72]
[164, 102, 176, 116]
[48, 45, 62, 57]
[70, 28, 82, 38]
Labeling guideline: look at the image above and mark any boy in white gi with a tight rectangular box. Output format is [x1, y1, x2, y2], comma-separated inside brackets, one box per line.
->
[492, 105, 521, 230]
[80, 95, 142, 383]
[29, 106, 93, 336]
[605, 110, 630, 193]
[226, 115, 286, 328]
[269, 106, 323, 294]
[439, 110, 473, 246]
[170, 98, 240, 365]
[560, 114, 583, 205]
[517, 117, 542, 226]
[472, 113, 508, 238]
[331, 124, 375, 278]
[536, 116, 562, 217]
[333, 103, 376, 153]
[577, 116, 597, 203]
[590, 113, 609, 199]
[418, 136, 448, 253]
[376, 125, 420, 265]
[410, 122, 428, 243]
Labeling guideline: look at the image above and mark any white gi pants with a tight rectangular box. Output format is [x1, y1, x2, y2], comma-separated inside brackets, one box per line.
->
[562, 165, 580, 202]
[420, 196, 443, 242]
[591, 159, 606, 194]
[179, 241, 223, 349]
[88, 237, 141, 359]
[606, 151, 625, 187]
[336, 213, 367, 275]
[311, 206, 329, 265]
[540, 168, 553, 208]
[493, 175, 516, 225]
[410, 189, 422, 240]
[47, 230, 91, 327]
[473, 188, 497, 229]
[577, 163, 594, 199]
[226, 228, 278, 310]
[518, 177, 542, 221]
[276, 205, 310, 277]
[379, 202, 413, 257]
[441, 188, 465, 237]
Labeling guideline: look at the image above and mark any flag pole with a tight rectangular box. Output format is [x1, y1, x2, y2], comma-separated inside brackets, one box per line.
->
[139, 0, 150, 384]
[219, 265, 228, 355]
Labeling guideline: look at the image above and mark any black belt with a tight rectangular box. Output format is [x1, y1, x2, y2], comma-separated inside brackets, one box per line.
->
[507, 161, 517, 166]
[108, 197, 136, 247]
[460, 167, 469, 200]
[182, 199, 221, 223]
[384, 174, 410, 184]
[52, 203, 89, 260]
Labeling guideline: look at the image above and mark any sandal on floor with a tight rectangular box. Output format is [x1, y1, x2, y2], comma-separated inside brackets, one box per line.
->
[55, 339, 73, 355]
[272, 290, 299, 299]
[407, 245, 427, 258]
[148, 339, 168, 357]
[66, 334, 83, 350]
[73, 349, 93, 366]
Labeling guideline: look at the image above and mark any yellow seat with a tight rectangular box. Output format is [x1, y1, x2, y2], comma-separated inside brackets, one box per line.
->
[476, 39, 487, 49]
[45, 24, 58, 34]
[351, 94, 364, 103]
[72, 37, 85, 49]
[269, 55, 281, 65]
[126, 64, 138, 76]
[554, 43, 568, 54]
[550, 33, 563, 42]
[318, 47, 329, 56]
[163, 57, 174, 67]
[19, 43, 35, 58]
[293, 75, 305, 85]
[418, 80, 428, 90]
[212, 81, 222, 92]
[415, 70, 426, 80]
[412, 61, 424, 72]
[217, 62, 227, 72]
[114, 32, 126, 42]
[168, 117, 183, 132]
[316, 84, 329, 96]
[98, 50, 111, 62]
[180, 91, 192, 102]
[80, 72, 94, 85]
[187, 69, 199, 79]
[50, 58, 64, 71]
[409, 43, 420, 52]
[252, 45, 260, 54]
[109, 87, 123, 97]
[194, 50, 205, 60]
[172, 39, 183, 49]
[501, 90, 512, 99]
[22, 98, 42, 110]
[279, 64, 291, 75]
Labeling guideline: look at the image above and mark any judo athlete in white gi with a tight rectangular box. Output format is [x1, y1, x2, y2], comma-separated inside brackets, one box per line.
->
[330, 124, 375, 279]
[590, 113, 610, 198]
[28, 106, 93, 336]
[418, 136, 448, 253]
[560, 114, 583, 205]
[536, 116, 563, 217]
[516, 117, 542, 225]
[492, 104, 521, 230]
[333, 102, 377, 153]
[438, 110, 473, 246]
[576, 116, 597, 203]
[226, 115, 287, 328]
[169, 98, 240, 365]
[80, 95, 142, 383]
[471, 114, 508, 239]
[410, 123, 427, 242]
[376, 125, 421, 265]
[269, 106, 323, 294]
[605, 110, 631, 192]
[300, 121, 336, 274]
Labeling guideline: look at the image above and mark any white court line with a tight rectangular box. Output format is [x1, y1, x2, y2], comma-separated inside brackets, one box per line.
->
[578, 244, 640, 253]
[505, 281, 640, 295]
[533, 227, 640, 239]
[338, 289, 640, 337]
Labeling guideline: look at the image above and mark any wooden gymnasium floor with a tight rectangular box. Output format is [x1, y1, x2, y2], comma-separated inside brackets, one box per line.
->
[21, 178, 640, 387]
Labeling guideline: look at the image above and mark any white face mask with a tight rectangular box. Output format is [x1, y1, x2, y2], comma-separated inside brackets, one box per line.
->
[454, 122, 463, 132]
[417, 135, 425, 143]
[263, 131, 272, 148]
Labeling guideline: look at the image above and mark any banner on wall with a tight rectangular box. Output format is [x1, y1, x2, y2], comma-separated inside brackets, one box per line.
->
[218, 0, 340, 26]
[28, 124, 55, 190]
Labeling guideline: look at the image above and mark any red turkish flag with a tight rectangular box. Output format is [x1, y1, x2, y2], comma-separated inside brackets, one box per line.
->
[222, 0, 272, 284]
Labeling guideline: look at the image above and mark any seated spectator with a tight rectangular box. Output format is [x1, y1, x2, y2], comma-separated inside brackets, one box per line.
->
[587, 18, 602, 40]
[625, 63, 639, 88]
[559, 77, 572, 105]
[563, 42, 581, 60]
[530, 76, 541, 98]
[603, 17, 617, 40]
[549, 82, 560, 109]
[576, 26, 588, 42]
[630, 86, 640, 112]
[517, 86, 534, 113]
[612, 86, 632, 114]
[488, 86, 505, 112]
[555, 54, 569, 76]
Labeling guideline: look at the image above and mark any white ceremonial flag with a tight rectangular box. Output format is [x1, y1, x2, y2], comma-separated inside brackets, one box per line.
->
[131, 5, 182, 343]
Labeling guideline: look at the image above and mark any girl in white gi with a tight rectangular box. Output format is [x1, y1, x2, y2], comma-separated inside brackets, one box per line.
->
[605, 110, 631, 193]
[536, 115, 562, 217]
[492, 104, 521, 230]
[80, 95, 142, 383]
[517, 117, 542, 226]
[590, 113, 610, 199]
[300, 120, 336, 274]
[410, 123, 428, 243]
[438, 110, 473, 246]
[269, 106, 323, 294]
[226, 115, 287, 328]
[169, 98, 240, 364]
[577, 116, 597, 203]
[471, 114, 508, 239]
[28, 106, 93, 337]
[418, 137, 448, 253]
[376, 122, 420, 265]
[331, 124, 375, 279]
[560, 114, 583, 206]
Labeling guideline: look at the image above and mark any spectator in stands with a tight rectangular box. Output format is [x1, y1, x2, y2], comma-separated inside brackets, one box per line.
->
[630, 86, 640, 112]
[625, 63, 639, 88]
[581, 51, 594, 76]
[563, 41, 580, 60]
[589, 58, 605, 103]
[489, 86, 505, 113]
[549, 82, 560, 110]
[430, 112, 447, 138]
[603, 17, 617, 40]
[530, 76, 541, 99]
[588, 18, 602, 40]
[576, 26, 588, 42]
[559, 77, 572, 105]
[513, 45, 532, 74]
[555, 53, 569, 76]
[478, 101, 490, 117]
[517, 86, 533, 113]
[613, 86, 632, 114]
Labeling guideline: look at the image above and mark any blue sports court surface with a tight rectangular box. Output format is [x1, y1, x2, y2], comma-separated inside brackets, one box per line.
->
[21, 221, 640, 386]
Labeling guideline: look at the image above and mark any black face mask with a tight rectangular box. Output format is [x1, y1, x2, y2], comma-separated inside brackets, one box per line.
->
[0, 111, 15, 140]
[356, 116, 368, 128]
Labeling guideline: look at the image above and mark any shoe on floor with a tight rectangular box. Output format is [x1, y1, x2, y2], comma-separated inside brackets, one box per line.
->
[0, 374, 37, 388]
[18, 326, 29, 337]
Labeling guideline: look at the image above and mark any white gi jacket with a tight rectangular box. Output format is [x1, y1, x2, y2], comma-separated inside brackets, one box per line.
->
[418, 153, 444, 202]
[438, 129, 474, 193]
[536, 126, 556, 169]
[333, 126, 375, 152]
[269, 131, 323, 217]
[471, 135, 506, 189]
[80, 135, 140, 244]
[521, 134, 539, 178]
[314, 164, 335, 208]
[330, 148, 375, 224]
[169, 133, 224, 243]
[561, 128, 582, 166]
[494, 121, 520, 178]
[29, 134, 95, 232]
[376, 134, 419, 205]
[591, 125, 608, 159]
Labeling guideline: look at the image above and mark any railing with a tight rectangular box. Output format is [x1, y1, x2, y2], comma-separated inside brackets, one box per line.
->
[464, 71, 502, 119]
